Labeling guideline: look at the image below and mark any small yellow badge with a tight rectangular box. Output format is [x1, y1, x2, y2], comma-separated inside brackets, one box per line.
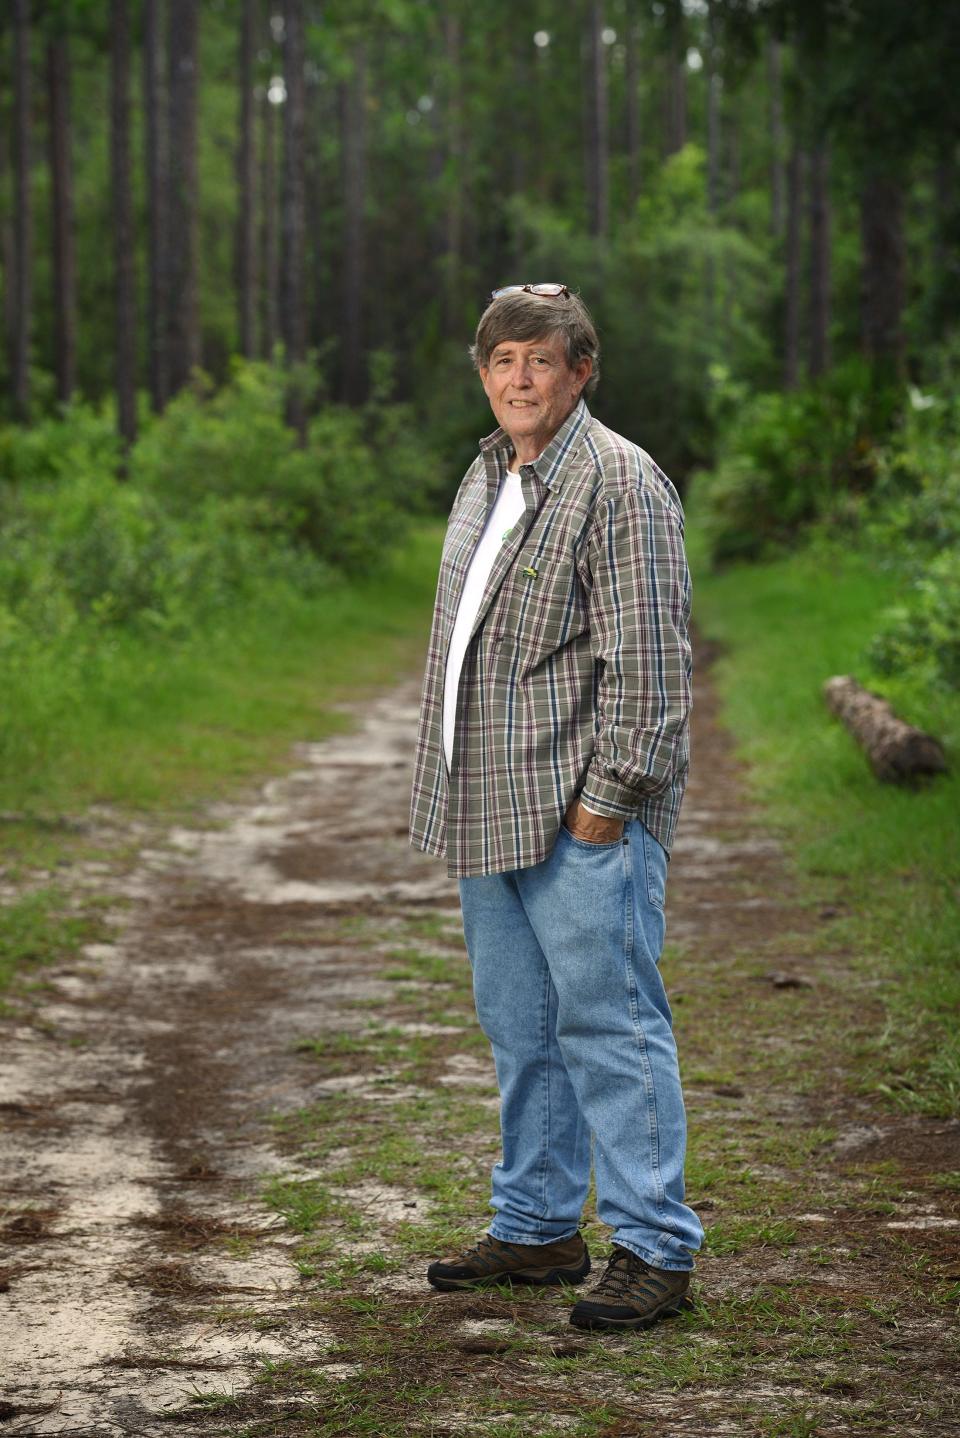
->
[521, 566, 539, 580]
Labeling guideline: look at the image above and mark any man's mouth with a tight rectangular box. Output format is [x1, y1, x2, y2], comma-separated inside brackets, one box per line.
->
[508, 400, 536, 407]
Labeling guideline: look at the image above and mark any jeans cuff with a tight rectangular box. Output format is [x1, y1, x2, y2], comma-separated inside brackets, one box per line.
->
[613, 1237, 695, 1272]
[489, 1223, 580, 1247]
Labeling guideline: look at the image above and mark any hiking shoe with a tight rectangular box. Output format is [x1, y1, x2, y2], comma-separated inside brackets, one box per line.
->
[569, 1246, 692, 1330]
[427, 1232, 590, 1291]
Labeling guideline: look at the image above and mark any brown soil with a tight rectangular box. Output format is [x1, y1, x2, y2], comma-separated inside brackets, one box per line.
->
[0, 663, 957, 1437]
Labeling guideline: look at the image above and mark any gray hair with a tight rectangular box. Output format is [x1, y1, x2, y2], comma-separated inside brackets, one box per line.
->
[470, 289, 601, 397]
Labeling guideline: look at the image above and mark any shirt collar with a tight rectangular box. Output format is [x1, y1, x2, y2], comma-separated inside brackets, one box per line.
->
[478, 398, 590, 492]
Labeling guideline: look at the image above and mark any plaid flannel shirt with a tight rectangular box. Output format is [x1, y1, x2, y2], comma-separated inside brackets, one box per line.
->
[409, 399, 691, 879]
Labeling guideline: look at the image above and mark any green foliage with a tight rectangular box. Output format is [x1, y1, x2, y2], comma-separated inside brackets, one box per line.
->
[692, 358, 898, 564]
[0, 360, 437, 795]
[131, 359, 432, 575]
[504, 146, 776, 477]
[869, 547, 960, 690]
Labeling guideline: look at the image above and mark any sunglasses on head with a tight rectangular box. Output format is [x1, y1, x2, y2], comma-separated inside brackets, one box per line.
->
[488, 283, 570, 302]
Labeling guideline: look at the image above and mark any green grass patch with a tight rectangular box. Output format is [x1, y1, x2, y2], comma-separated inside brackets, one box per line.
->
[687, 508, 960, 1115]
[0, 525, 442, 995]
[1, 523, 443, 818]
[0, 887, 111, 997]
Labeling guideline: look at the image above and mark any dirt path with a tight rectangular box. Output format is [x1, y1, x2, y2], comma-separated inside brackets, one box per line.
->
[1, 662, 958, 1437]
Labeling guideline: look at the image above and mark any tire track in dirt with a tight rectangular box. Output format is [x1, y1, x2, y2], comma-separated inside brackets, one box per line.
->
[0, 682, 455, 1434]
[1, 663, 958, 1436]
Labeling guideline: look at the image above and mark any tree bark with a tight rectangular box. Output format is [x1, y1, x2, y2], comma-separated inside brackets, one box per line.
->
[860, 166, 906, 385]
[11, 0, 32, 421]
[237, 0, 257, 359]
[624, 7, 641, 208]
[281, 0, 307, 434]
[340, 45, 367, 405]
[766, 36, 784, 238]
[783, 136, 805, 390]
[260, 87, 279, 359]
[807, 135, 830, 377]
[584, 0, 609, 240]
[46, 32, 76, 406]
[662, 0, 686, 158]
[143, 0, 167, 412]
[705, 1, 721, 317]
[823, 677, 947, 784]
[441, 8, 464, 339]
[166, 0, 200, 393]
[110, 0, 137, 449]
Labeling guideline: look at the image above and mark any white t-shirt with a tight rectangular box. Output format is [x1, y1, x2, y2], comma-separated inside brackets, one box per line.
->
[442, 469, 527, 770]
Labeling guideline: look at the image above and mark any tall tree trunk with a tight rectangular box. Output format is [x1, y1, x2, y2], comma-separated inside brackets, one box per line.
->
[0, 108, 14, 380]
[11, 0, 32, 421]
[46, 32, 76, 406]
[766, 36, 784, 238]
[260, 88, 279, 358]
[143, 0, 167, 411]
[110, 0, 137, 449]
[167, 0, 200, 393]
[280, 0, 306, 435]
[783, 136, 805, 389]
[931, 142, 959, 340]
[305, 68, 324, 355]
[584, 0, 608, 241]
[237, 0, 257, 359]
[860, 166, 906, 385]
[441, 8, 463, 338]
[705, 1, 721, 317]
[662, 0, 686, 158]
[807, 135, 830, 377]
[340, 45, 367, 405]
[624, 6, 641, 208]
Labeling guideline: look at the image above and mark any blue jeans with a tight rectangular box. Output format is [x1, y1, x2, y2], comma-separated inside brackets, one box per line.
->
[458, 819, 703, 1271]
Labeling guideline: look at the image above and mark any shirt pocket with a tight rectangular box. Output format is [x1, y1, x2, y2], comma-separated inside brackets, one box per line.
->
[501, 541, 590, 672]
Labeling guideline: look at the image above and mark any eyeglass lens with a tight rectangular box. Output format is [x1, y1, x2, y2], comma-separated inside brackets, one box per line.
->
[490, 283, 568, 300]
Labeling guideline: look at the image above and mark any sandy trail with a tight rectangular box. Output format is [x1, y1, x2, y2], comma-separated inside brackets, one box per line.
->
[1, 667, 958, 1436]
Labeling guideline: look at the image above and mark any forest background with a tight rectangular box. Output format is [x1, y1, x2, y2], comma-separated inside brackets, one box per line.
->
[1, 0, 959, 1112]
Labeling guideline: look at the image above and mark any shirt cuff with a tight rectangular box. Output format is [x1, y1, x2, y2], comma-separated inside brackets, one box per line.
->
[580, 767, 641, 820]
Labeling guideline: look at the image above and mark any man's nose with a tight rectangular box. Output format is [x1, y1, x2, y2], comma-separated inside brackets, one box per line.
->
[510, 362, 533, 386]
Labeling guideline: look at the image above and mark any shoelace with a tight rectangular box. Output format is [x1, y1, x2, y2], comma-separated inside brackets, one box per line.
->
[460, 1235, 515, 1272]
[593, 1248, 659, 1299]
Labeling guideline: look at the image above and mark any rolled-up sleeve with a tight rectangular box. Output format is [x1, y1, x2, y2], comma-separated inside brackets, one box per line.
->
[579, 486, 692, 818]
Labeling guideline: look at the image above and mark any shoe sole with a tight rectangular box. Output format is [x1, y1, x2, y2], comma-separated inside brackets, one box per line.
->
[569, 1293, 693, 1331]
[428, 1258, 591, 1293]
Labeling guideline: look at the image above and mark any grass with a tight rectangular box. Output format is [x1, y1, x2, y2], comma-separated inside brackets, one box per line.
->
[0, 886, 111, 997]
[0, 524, 444, 820]
[0, 524, 443, 997]
[685, 505, 960, 1115]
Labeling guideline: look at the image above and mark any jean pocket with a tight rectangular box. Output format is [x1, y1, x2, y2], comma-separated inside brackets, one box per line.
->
[561, 823, 624, 852]
[642, 825, 668, 909]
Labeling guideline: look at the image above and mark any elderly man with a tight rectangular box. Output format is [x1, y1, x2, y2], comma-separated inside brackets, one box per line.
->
[409, 284, 703, 1331]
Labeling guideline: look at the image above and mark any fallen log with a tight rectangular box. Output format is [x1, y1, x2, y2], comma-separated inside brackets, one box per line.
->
[823, 675, 948, 783]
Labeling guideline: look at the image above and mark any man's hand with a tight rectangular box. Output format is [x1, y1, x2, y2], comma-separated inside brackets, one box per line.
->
[563, 796, 624, 844]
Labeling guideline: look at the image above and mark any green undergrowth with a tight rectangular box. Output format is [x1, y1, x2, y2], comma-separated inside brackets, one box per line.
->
[0, 524, 443, 997]
[0, 522, 443, 820]
[686, 508, 960, 1115]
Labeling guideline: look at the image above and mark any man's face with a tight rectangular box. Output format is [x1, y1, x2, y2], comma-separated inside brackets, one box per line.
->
[480, 332, 592, 460]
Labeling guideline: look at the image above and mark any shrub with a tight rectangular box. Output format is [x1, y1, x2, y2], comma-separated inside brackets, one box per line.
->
[693, 359, 899, 564]
[131, 358, 433, 573]
[868, 547, 960, 691]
